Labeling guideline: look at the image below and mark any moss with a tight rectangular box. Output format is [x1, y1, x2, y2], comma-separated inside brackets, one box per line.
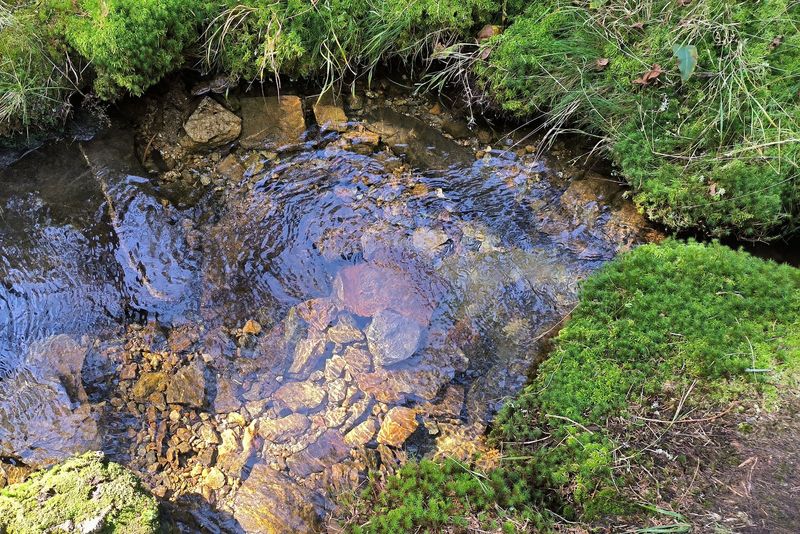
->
[342, 458, 546, 533]
[0, 452, 159, 534]
[480, 0, 800, 238]
[491, 239, 799, 517]
[64, 0, 206, 99]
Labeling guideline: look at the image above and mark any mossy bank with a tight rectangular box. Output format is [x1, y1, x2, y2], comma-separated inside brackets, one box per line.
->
[339, 240, 800, 532]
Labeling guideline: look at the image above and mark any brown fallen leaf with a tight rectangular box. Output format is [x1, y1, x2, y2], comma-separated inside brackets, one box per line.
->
[677, 0, 692, 6]
[595, 57, 610, 70]
[709, 181, 718, 197]
[631, 21, 645, 30]
[770, 35, 784, 50]
[633, 64, 663, 86]
[477, 24, 503, 42]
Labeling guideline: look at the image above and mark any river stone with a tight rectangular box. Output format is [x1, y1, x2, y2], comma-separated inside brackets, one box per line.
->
[411, 227, 450, 257]
[131, 372, 167, 400]
[344, 418, 378, 447]
[288, 334, 327, 376]
[273, 381, 327, 413]
[333, 263, 433, 325]
[312, 92, 348, 132]
[239, 96, 306, 149]
[26, 335, 89, 404]
[257, 413, 311, 444]
[295, 298, 336, 332]
[166, 362, 206, 407]
[213, 376, 242, 414]
[203, 467, 226, 491]
[182, 97, 241, 148]
[326, 314, 364, 345]
[366, 309, 422, 367]
[234, 463, 321, 533]
[286, 429, 350, 478]
[341, 345, 372, 375]
[377, 406, 418, 447]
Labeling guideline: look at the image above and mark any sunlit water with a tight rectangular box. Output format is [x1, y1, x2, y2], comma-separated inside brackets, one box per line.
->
[0, 107, 654, 529]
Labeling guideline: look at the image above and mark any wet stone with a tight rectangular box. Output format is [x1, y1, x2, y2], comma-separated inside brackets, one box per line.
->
[288, 335, 327, 376]
[257, 413, 311, 444]
[234, 463, 321, 534]
[377, 406, 418, 448]
[165, 362, 206, 408]
[344, 418, 378, 447]
[333, 263, 434, 325]
[286, 430, 350, 478]
[131, 372, 167, 400]
[341, 345, 373, 375]
[182, 97, 241, 149]
[273, 381, 327, 413]
[326, 314, 364, 345]
[312, 92, 348, 132]
[366, 309, 422, 367]
[239, 96, 306, 149]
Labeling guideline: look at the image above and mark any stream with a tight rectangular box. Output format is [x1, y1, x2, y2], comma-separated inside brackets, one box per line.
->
[0, 83, 660, 532]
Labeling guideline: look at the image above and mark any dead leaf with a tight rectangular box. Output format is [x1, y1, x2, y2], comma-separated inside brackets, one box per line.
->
[595, 57, 610, 70]
[770, 35, 784, 50]
[633, 64, 663, 86]
[677, 0, 692, 6]
[477, 24, 503, 42]
[631, 21, 645, 30]
[709, 181, 718, 197]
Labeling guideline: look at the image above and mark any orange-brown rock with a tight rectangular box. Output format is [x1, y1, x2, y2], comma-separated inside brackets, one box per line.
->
[344, 418, 378, 447]
[377, 406, 418, 447]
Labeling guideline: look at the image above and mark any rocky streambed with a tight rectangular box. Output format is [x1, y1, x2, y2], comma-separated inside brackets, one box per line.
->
[0, 79, 661, 532]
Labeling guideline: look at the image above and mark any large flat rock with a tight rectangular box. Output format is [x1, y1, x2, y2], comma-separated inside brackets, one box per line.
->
[239, 96, 306, 149]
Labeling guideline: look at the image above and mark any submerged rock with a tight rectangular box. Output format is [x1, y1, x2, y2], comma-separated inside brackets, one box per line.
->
[0, 452, 159, 534]
[165, 362, 206, 407]
[366, 309, 422, 366]
[377, 406, 419, 447]
[234, 463, 322, 533]
[239, 96, 306, 149]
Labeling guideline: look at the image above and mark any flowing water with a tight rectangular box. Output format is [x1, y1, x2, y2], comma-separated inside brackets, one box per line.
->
[0, 90, 659, 531]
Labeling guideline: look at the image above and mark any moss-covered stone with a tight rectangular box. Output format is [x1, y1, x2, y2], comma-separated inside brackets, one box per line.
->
[0, 452, 159, 534]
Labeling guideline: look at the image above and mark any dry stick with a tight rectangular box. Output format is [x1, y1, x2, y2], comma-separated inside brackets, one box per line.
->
[544, 414, 595, 435]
